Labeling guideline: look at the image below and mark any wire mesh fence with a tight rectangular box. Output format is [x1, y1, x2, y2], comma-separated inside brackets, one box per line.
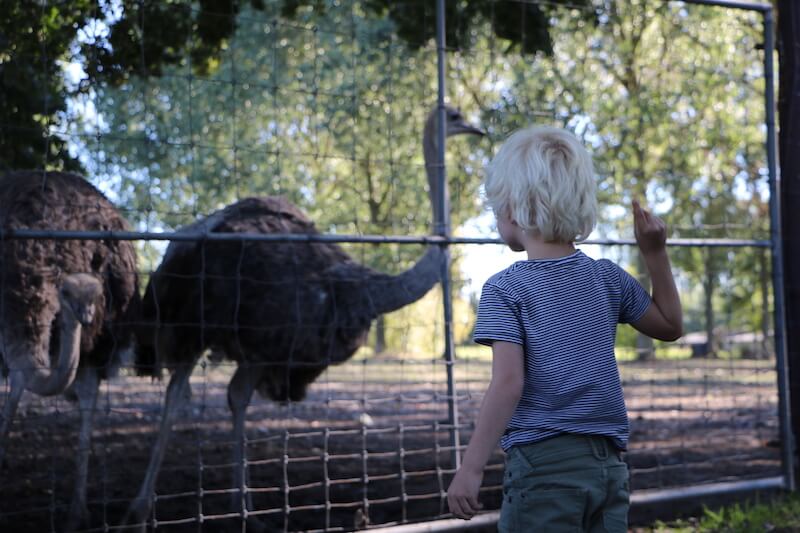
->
[0, 0, 788, 532]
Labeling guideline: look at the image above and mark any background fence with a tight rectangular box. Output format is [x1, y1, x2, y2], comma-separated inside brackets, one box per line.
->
[0, 0, 791, 531]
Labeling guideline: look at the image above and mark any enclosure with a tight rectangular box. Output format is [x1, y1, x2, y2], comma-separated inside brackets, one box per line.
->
[0, 0, 792, 531]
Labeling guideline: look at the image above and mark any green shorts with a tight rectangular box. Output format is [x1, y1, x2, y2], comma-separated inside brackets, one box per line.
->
[499, 433, 630, 533]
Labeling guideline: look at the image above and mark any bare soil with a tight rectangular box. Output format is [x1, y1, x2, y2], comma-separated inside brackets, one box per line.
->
[0, 359, 781, 532]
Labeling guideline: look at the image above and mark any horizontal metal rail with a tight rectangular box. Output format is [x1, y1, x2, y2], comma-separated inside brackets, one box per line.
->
[630, 475, 785, 505]
[0, 229, 772, 248]
[365, 476, 786, 532]
[683, 0, 771, 12]
[365, 512, 499, 532]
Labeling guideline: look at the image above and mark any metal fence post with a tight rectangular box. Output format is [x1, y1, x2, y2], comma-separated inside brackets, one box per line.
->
[435, 0, 461, 472]
[763, 5, 796, 492]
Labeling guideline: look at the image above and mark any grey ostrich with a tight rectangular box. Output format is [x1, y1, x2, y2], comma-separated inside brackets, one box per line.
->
[0, 171, 141, 531]
[122, 106, 483, 529]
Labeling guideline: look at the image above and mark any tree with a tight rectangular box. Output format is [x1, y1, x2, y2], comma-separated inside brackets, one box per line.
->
[13, 0, 770, 360]
[5, 0, 587, 354]
[74, 3, 495, 354]
[2, 0, 587, 173]
[0, 2, 93, 171]
[460, 0, 768, 360]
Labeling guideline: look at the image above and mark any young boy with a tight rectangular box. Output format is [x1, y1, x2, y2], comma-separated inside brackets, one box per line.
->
[446, 126, 682, 532]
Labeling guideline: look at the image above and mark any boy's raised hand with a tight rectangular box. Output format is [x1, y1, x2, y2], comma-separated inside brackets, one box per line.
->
[633, 199, 667, 256]
[630, 198, 683, 341]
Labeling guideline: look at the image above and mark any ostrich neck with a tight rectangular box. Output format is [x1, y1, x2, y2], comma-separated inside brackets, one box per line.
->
[423, 123, 447, 235]
[355, 115, 448, 316]
[26, 309, 82, 396]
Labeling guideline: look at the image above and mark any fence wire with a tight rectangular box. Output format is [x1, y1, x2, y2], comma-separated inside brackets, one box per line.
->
[0, 1, 786, 532]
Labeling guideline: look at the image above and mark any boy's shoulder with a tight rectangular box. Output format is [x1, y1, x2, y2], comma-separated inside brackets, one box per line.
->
[593, 256, 619, 272]
[484, 254, 624, 290]
[484, 264, 519, 289]
[486, 265, 513, 283]
[586, 257, 628, 286]
[479, 265, 523, 303]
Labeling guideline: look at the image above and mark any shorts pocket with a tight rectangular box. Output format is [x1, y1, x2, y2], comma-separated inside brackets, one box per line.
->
[499, 487, 586, 533]
[602, 509, 628, 533]
[602, 466, 630, 533]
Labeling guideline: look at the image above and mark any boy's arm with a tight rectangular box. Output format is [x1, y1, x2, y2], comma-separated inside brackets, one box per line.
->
[631, 200, 683, 341]
[447, 341, 524, 520]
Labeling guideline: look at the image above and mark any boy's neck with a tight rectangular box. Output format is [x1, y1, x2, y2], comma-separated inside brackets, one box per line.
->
[500, 214, 577, 260]
[524, 240, 577, 260]
[518, 229, 576, 260]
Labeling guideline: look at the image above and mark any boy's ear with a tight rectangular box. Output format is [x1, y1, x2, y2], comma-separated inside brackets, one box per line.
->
[501, 207, 522, 227]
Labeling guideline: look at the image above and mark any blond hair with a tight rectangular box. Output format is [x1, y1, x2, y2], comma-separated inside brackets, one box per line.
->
[484, 125, 597, 243]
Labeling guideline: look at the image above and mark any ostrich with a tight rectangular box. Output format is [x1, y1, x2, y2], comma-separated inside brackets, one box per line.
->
[0, 171, 141, 531]
[122, 106, 483, 529]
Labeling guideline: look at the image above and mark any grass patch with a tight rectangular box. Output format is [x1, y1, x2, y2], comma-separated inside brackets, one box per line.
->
[455, 343, 694, 363]
[615, 344, 693, 362]
[638, 493, 800, 532]
[455, 344, 493, 361]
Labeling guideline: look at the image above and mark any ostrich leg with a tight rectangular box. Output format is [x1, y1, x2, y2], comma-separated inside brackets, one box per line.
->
[122, 360, 197, 531]
[227, 364, 264, 531]
[66, 367, 99, 532]
[0, 369, 26, 467]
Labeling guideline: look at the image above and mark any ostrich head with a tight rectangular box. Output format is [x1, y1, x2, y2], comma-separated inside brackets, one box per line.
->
[17, 273, 104, 398]
[423, 106, 485, 231]
[425, 106, 485, 139]
[59, 274, 103, 327]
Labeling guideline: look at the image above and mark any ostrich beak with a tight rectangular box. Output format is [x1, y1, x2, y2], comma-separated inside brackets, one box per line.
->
[451, 122, 486, 137]
[75, 303, 96, 326]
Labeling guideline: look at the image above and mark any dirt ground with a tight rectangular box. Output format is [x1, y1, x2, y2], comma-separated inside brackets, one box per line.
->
[0, 358, 781, 532]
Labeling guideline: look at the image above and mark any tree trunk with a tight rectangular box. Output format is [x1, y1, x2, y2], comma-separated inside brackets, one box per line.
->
[635, 252, 655, 361]
[374, 315, 387, 354]
[698, 248, 717, 357]
[778, 0, 800, 485]
[760, 248, 771, 359]
[701, 266, 716, 358]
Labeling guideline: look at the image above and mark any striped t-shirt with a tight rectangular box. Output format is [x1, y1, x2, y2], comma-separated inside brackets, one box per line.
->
[473, 250, 651, 451]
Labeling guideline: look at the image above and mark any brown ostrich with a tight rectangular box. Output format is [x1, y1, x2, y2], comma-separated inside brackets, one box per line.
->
[0, 170, 141, 531]
[122, 106, 483, 529]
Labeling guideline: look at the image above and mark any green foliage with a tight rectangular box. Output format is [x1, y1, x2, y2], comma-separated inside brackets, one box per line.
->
[283, 1, 596, 54]
[76, 2, 494, 354]
[645, 494, 800, 532]
[2, 0, 576, 172]
[615, 344, 692, 362]
[371, 289, 476, 357]
[455, 344, 491, 361]
[457, 343, 692, 363]
[475, 1, 770, 358]
[6, 0, 775, 355]
[0, 1, 91, 171]
[86, 2, 231, 84]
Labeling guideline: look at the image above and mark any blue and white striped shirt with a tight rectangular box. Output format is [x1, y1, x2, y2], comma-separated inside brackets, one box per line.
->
[473, 250, 651, 451]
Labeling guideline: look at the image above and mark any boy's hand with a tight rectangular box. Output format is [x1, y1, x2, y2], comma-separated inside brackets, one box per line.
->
[633, 199, 667, 256]
[447, 467, 484, 520]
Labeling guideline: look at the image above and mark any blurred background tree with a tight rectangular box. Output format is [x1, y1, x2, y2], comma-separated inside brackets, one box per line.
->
[1, 0, 587, 172]
[1, 0, 775, 359]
